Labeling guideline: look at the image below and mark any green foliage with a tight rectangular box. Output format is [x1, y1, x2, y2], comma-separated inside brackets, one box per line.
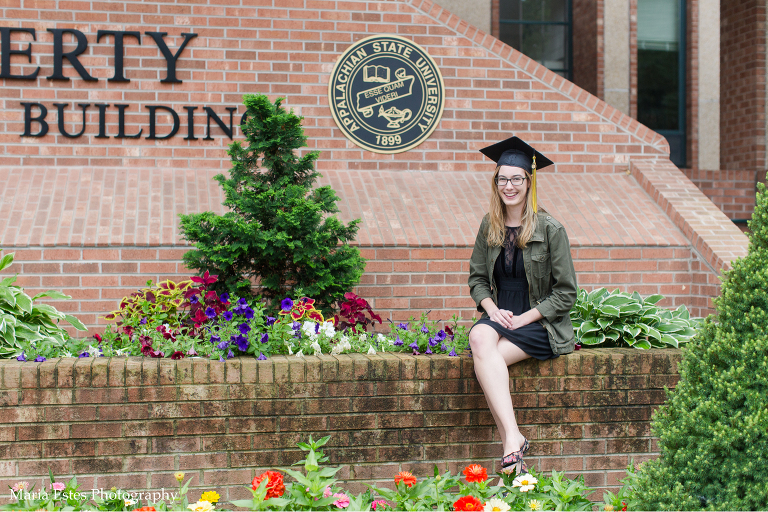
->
[0, 252, 86, 359]
[179, 94, 366, 313]
[602, 463, 640, 511]
[570, 287, 700, 349]
[634, 181, 768, 510]
[103, 279, 193, 328]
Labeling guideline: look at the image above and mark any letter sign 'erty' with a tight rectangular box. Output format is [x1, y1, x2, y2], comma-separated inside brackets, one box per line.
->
[0, 28, 197, 83]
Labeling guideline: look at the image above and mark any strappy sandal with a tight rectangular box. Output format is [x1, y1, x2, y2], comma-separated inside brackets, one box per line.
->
[500, 438, 530, 474]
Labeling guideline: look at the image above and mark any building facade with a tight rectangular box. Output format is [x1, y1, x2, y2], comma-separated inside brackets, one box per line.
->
[441, 0, 765, 223]
[0, 0, 748, 334]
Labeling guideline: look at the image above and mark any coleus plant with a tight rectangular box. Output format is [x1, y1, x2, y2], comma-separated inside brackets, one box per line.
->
[333, 292, 382, 333]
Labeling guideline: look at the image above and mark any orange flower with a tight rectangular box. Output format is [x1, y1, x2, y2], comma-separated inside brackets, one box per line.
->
[251, 470, 285, 499]
[133, 508, 156, 512]
[462, 464, 488, 483]
[453, 495, 483, 511]
[393, 471, 417, 487]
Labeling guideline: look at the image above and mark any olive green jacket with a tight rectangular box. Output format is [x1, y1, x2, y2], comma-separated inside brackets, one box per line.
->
[468, 213, 578, 355]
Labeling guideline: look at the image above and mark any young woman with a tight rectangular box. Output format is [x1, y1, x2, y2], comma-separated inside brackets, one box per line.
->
[468, 136, 578, 474]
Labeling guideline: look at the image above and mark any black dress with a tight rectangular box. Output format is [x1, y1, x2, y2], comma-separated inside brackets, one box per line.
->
[472, 226, 556, 360]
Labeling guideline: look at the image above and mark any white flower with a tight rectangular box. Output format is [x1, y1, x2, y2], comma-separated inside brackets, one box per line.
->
[310, 341, 322, 355]
[367, 345, 376, 355]
[287, 344, 293, 355]
[484, 498, 511, 512]
[528, 499, 542, 511]
[62, 351, 73, 357]
[295, 349, 304, 358]
[512, 473, 538, 492]
[302, 321, 317, 337]
[87, 345, 100, 357]
[319, 321, 336, 337]
[377, 333, 386, 342]
[331, 344, 343, 355]
[358, 333, 367, 342]
[188, 501, 215, 512]
[124, 499, 136, 506]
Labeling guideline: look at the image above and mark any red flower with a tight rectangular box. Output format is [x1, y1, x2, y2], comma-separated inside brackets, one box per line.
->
[621, 501, 627, 511]
[393, 471, 416, 488]
[453, 496, 483, 511]
[190, 270, 218, 286]
[94, 333, 103, 343]
[133, 508, 156, 512]
[252, 470, 285, 499]
[170, 351, 185, 360]
[462, 464, 488, 483]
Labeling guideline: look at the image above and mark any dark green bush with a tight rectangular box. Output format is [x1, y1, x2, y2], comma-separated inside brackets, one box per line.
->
[635, 181, 768, 510]
[179, 94, 365, 314]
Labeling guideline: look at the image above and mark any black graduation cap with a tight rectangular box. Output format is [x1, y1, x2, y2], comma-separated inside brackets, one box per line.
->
[479, 136, 553, 211]
[478, 136, 554, 172]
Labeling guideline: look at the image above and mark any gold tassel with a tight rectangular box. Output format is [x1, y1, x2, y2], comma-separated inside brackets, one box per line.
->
[531, 155, 537, 212]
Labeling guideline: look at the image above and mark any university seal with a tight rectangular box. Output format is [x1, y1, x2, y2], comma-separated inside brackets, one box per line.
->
[328, 35, 445, 154]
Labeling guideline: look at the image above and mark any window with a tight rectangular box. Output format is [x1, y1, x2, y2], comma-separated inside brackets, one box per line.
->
[498, 0, 573, 80]
[637, 0, 686, 167]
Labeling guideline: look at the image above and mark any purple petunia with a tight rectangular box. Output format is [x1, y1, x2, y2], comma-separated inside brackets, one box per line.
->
[238, 323, 251, 335]
[281, 297, 294, 312]
[291, 321, 301, 331]
[257, 352, 268, 360]
[220, 293, 229, 303]
[420, 324, 429, 334]
[210, 334, 221, 344]
[394, 335, 403, 346]
[440, 343, 448, 352]
[235, 335, 249, 351]
[260, 333, 269, 344]
[218, 340, 230, 350]
[16, 352, 26, 362]
[397, 322, 409, 330]
[449, 348, 458, 357]
[243, 307, 254, 320]
[425, 347, 433, 355]
[435, 330, 446, 341]
[205, 307, 217, 319]
[140, 317, 147, 325]
[227, 349, 234, 359]
[409, 341, 419, 350]
[190, 295, 199, 304]
[223, 311, 233, 321]
[78, 352, 89, 358]
[428, 337, 438, 347]
[266, 316, 276, 327]
[34, 355, 46, 362]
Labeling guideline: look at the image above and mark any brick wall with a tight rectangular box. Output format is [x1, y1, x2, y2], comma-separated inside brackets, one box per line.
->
[572, 0, 598, 97]
[720, 0, 767, 176]
[0, 349, 681, 503]
[681, 168, 757, 221]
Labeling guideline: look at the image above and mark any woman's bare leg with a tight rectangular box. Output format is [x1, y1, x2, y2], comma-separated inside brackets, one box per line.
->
[469, 324, 531, 455]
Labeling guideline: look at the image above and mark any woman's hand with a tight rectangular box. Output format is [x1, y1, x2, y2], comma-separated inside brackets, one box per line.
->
[489, 308, 515, 329]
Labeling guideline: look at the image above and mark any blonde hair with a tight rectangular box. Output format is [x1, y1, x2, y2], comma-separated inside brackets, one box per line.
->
[486, 165, 540, 248]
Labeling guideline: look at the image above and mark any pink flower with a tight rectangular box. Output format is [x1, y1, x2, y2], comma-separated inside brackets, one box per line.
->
[11, 481, 29, 492]
[323, 486, 333, 498]
[372, 499, 389, 511]
[51, 482, 66, 492]
[333, 493, 350, 509]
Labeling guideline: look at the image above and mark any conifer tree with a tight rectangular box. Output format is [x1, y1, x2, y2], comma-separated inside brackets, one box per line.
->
[179, 94, 365, 313]
[635, 181, 768, 510]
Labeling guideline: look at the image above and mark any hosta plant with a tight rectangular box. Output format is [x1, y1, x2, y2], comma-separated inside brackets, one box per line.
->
[570, 288, 700, 349]
[0, 252, 86, 360]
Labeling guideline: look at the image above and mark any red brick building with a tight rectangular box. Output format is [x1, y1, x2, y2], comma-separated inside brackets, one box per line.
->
[0, 0, 749, 333]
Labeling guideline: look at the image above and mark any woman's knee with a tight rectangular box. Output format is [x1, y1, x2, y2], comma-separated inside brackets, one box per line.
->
[469, 326, 498, 356]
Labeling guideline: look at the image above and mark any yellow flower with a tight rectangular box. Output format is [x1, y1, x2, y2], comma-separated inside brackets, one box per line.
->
[175, 472, 185, 482]
[512, 474, 538, 492]
[528, 499, 542, 511]
[484, 498, 511, 512]
[200, 491, 220, 504]
[188, 500, 215, 512]
[604, 506, 615, 512]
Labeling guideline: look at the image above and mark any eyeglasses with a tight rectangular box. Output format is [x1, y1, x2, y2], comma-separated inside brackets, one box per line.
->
[495, 176, 527, 187]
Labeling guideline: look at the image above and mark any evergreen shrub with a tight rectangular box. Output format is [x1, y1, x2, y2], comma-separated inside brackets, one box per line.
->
[179, 94, 365, 314]
[635, 181, 768, 510]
